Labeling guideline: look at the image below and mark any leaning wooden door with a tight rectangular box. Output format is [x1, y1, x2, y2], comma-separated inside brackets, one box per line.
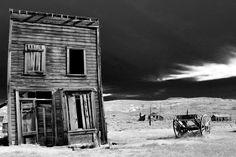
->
[37, 101, 54, 146]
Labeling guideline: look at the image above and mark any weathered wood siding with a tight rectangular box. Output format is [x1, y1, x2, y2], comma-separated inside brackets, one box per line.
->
[8, 21, 102, 144]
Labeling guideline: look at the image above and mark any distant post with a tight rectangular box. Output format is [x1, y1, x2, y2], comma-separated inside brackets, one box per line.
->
[149, 104, 152, 126]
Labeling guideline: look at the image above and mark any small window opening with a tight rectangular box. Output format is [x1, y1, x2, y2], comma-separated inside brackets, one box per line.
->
[67, 49, 86, 75]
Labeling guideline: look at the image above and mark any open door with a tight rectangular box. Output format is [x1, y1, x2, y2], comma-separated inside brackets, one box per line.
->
[21, 100, 37, 144]
[37, 100, 54, 146]
[18, 91, 54, 146]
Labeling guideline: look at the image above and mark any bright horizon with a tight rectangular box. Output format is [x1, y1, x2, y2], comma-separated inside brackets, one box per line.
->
[162, 53, 236, 81]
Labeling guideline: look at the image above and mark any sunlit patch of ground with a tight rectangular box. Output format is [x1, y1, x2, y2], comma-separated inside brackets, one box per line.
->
[0, 97, 236, 157]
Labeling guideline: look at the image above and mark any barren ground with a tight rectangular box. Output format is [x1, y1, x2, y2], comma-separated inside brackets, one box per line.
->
[0, 97, 236, 157]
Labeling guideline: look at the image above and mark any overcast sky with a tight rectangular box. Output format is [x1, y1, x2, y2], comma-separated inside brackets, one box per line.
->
[1, 0, 236, 100]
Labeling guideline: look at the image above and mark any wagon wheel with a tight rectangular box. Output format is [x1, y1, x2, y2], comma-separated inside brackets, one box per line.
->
[200, 114, 211, 135]
[173, 119, 184, 138]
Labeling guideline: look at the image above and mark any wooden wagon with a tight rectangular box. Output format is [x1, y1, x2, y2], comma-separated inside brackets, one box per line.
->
[173, 114, 211, 138]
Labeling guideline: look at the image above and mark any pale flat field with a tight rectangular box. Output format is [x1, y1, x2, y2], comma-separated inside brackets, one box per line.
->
[0, 97, 236, 157]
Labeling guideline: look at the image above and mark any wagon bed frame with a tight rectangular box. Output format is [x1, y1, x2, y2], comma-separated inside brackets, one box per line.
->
[173, 114, 211, 138]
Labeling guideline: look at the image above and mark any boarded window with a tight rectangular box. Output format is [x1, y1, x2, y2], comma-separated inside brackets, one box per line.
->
[67, 49, 86, 75]
[24, 44, 46, 74]
[66, 92, 95, 130]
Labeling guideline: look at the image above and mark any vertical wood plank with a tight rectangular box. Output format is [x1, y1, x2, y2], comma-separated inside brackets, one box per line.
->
[83, 94, 90, 129]
[61, 92, 67, 131]
[64, 94, 70, 131]
[68, 95, 78, 130]
[52, 91, 57, 145]
[53, 88, 65, 146]
[7, 19, 13, 145]
[35, 100, 38, 144]
[79, 95, 86, 129]
[91, 92, 96, 129]
[96, 27, 107, 144]
[64, 94, 70, 144]
[42, 108, 46, 137]
[42, 46, 46, 72]
[15, 90, 22, 144]
[86, 93, 93, 128]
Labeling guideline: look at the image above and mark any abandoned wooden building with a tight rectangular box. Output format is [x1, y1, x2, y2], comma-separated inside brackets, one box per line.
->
[211, 114, 232, 122]
[0, 101, 8, 138]
[7, 9, 107, 146]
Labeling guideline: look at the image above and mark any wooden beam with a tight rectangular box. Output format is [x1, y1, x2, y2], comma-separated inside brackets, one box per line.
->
[7, 19, 13, 145]
[22, 15, 35, 22]
[35, 100, 39, 144]
[10, 9, 97, 21]
[64, 95, 70, 144]
[68, 95, 78, 130]
[33, 16, 46, 22]
[80, 95, 86, 129]
[42, 108, 46, 137]
[52, 91, 57, 145]
[86, 21, 95, 26]
[63, 94, 69, 131]
[96, 26, 107, 144]
[73, 20, 82, 26]
[61, 18, 74, 25]
[83, 94, 90, 129]
[86, 93, 93, 128]
[60, 91, 67, 131]
[91, 92, 96, 128]
[10, 9, 99, 28]
[16, 90, 22, 145]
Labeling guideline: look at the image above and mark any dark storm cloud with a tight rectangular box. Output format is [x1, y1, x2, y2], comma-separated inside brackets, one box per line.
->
[1, 0, 236, 99]
[100, 0, 236, 82]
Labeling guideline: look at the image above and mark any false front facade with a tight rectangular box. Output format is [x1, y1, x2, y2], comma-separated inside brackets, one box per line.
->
[7, 9, 107, 146]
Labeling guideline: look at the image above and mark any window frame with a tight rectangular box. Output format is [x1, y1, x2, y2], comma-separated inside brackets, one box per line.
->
[24, 44, 46, 76]
[66, 47, 87, 76]
[65, 91, 96, 131]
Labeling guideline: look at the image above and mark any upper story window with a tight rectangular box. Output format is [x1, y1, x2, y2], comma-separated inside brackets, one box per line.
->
[24, 44, 46, 75]
[67, 48, 86, 76]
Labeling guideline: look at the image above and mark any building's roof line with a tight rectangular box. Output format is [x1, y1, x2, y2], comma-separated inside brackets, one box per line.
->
[9, 8, 98, 21]
[9, 8, 99, 28]
[212, 114, 231, 117]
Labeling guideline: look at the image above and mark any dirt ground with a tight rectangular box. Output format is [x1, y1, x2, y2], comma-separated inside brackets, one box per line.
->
[0, 97, 236, 157]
